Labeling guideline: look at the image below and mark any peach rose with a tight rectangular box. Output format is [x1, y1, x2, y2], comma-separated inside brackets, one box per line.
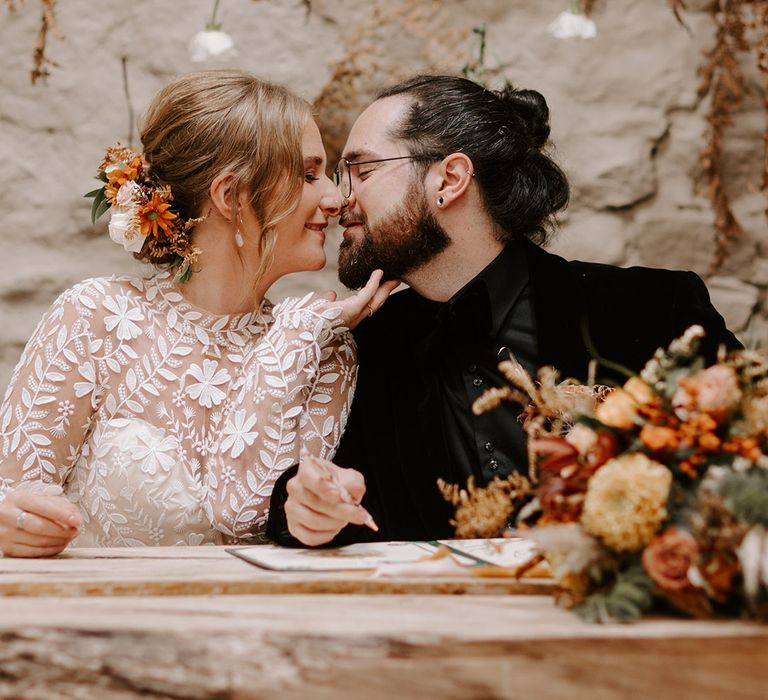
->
[642, 527, 698, 593]
[623, 377, 655, 405]
[565, 423, 599, 455]
[595, 389, 637, 429]
[694, 365, 741, 417]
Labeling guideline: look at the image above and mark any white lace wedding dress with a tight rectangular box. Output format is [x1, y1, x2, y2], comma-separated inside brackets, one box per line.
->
[0, 272, 356, 546]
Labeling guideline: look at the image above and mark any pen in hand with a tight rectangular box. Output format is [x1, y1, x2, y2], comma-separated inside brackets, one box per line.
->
[300, 449, 379, 532]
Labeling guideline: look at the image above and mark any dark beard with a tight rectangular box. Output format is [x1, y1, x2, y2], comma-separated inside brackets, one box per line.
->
[337, 183, 450, 290]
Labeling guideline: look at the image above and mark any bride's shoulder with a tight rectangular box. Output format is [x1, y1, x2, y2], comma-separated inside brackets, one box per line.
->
[52, 273, 157, 317]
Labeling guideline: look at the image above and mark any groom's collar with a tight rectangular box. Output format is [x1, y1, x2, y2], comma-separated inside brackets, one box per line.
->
[411, 239, 530, 338]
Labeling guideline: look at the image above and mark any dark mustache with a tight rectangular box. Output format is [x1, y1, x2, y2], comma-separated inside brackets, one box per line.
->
[339, 214, 365, 227]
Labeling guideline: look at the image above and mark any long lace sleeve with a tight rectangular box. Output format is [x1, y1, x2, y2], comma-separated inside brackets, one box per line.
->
[0, 286, 100, 502]
[203, 293, 357, 539]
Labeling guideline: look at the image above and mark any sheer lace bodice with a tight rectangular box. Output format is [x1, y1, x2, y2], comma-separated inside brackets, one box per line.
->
[0, 272, 356, 545]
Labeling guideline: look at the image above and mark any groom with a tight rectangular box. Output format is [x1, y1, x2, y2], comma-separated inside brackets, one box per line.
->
[266, 74, 740, 547]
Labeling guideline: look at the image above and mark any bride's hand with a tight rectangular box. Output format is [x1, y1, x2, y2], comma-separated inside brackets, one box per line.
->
[320, 270, 399, 330]
[0, 491, 81, 558]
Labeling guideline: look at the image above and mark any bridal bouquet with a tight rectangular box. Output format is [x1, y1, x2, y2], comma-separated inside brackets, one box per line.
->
[442, 326, 768, 622]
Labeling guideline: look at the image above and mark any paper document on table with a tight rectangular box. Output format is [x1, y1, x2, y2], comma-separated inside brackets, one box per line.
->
[437, 538, 540, 567]
[228, 542, 472, 571]
[227, 538, 538, 572]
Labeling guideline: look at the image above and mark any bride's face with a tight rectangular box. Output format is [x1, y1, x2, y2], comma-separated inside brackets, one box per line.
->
[271, 119, 341, 274]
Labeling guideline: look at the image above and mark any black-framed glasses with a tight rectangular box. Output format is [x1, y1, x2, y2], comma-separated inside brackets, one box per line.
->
[333, 155, 435, 198]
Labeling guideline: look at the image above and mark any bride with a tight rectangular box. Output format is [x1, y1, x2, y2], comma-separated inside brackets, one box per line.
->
[0, 69, 396, 557]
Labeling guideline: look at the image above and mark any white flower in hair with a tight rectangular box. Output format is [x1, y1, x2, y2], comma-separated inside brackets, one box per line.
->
[548, 10, 597, 39]
[189, 29, 236, 62]
[109, 181, 146, 253]
[116, 180, 141, 207]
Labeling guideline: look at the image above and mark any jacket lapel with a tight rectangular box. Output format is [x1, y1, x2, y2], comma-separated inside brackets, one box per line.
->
[362, 294, 455, 539]
[524, 242, 593, 381]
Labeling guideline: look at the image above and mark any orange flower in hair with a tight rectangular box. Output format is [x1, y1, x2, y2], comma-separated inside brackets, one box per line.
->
[103, 155, 144, 204]
[138, 190, 178, 239]
[106, 156, 143, 188]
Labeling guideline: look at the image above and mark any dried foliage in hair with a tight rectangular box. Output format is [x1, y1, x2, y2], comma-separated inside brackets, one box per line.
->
[438, 474, 530, 539]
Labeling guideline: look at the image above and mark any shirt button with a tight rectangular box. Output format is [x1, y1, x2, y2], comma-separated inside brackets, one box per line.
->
[472, 377, 483, 387]
[489, 459, 499, 471]
[468, 363, 477, 373]
[484, 441, 494, 453]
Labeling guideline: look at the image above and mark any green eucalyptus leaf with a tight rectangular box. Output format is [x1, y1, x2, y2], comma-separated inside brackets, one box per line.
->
[90, 188, 107, 224]
[718, 470, 768, 525]
[575, 566, 654, 623]
[607, 597, 643, 622]
[173, 263, 192, 284]
[83, 188, 102, 199]
[93, 195, 110, 224]
[612, 581, 653, 608]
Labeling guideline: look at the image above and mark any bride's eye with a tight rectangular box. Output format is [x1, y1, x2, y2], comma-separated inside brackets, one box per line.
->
[305, 172, 320, 183]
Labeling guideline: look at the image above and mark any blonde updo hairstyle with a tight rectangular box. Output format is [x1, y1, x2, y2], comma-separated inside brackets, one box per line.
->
[139, 69, 312, 290]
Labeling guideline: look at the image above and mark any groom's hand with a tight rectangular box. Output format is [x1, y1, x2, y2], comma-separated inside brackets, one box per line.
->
[284, 455, 373, 547]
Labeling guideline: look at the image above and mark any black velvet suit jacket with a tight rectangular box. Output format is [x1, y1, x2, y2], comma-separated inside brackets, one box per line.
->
[267, 241, 741, 545]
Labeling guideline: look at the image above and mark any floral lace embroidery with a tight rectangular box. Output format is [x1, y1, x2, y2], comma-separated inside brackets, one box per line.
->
[0, 272, 356, 546]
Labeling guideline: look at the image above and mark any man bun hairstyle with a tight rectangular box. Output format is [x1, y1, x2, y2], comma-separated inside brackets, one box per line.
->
[377, 75, 569, 246]
[496, 84, 551, 149]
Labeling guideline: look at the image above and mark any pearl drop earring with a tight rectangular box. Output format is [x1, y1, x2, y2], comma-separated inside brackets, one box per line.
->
[235, 230, 244, 247]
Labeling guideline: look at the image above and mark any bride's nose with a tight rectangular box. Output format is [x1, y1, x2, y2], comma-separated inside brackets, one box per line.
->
[319, 176, 343, 217]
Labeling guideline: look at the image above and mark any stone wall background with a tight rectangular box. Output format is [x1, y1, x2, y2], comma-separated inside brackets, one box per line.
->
[0, 0, 766, 389]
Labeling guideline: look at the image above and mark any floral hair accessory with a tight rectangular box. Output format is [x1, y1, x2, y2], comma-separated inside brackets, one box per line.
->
[85, 145, 202, 283]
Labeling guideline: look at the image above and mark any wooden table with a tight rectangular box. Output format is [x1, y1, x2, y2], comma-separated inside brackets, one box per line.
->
[0, 546, 766, 700]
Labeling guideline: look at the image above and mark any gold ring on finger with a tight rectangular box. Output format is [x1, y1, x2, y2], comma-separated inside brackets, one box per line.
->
[366, 304, 374, 318]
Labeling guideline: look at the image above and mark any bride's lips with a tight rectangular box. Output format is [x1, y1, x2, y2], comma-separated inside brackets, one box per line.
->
[304, 222, 326, 242]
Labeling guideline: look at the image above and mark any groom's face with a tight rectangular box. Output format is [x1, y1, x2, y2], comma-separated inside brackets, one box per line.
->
[336, 96, 449, 289]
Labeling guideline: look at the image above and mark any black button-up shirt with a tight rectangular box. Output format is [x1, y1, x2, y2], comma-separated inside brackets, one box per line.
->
[414, 240, 539, 484]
